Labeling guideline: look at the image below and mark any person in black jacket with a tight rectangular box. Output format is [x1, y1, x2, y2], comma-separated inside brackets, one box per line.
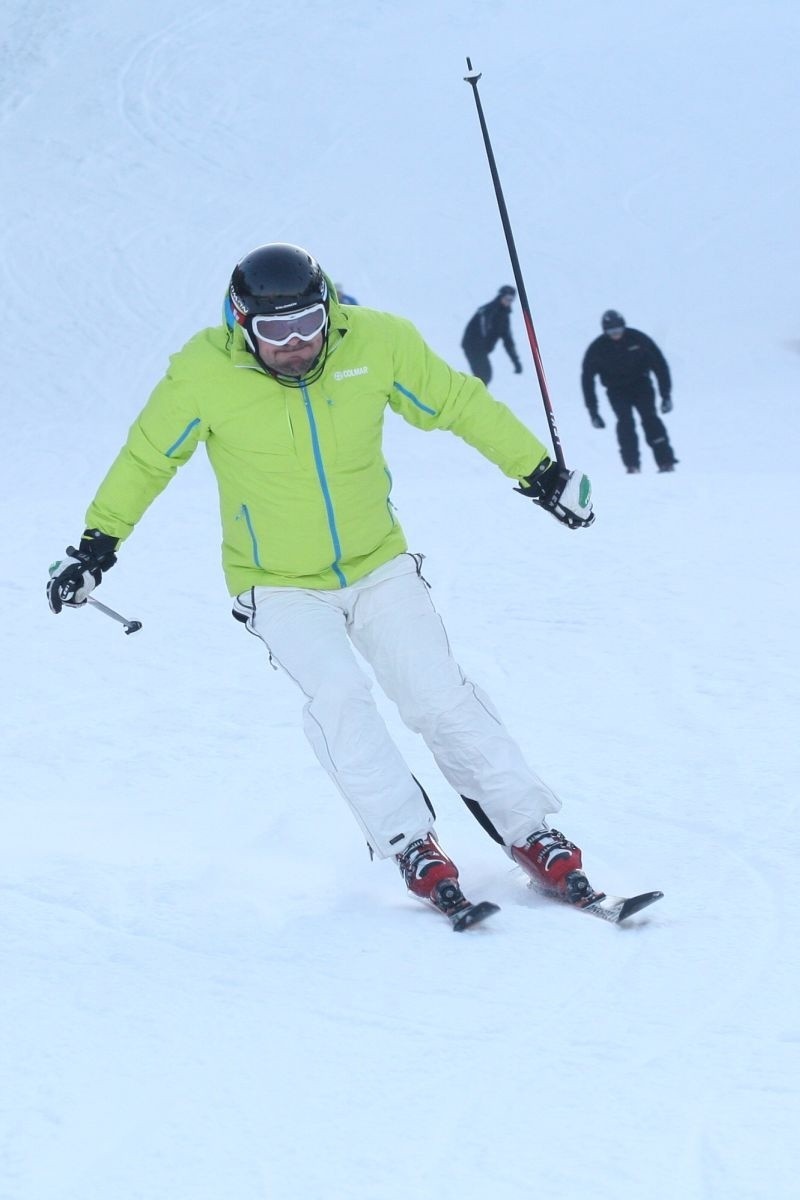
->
[582, 310, 678, 473]
[461, 285, 522, 384]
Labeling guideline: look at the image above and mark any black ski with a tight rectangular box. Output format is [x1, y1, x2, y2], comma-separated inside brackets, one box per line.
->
[426, 878, 500, 932]
[449, 899, 502, 931]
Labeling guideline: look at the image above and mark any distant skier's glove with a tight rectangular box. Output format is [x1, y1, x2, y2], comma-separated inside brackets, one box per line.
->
[660, 396, 673, 414]
[47, 529, 118, 614]
[516, 458, 595, 529]
[591, 413, 606, 429]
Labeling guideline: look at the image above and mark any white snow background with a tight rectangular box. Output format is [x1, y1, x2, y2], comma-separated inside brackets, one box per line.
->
[2, 2, 799, 1197]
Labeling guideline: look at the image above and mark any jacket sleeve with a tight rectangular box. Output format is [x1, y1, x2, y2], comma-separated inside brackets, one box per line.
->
[643, 335, 672, 399]
[387, 316, 548, 477]
[84, 348, 211, 541]
[500, 311, 521, 369]
[581, 346, 600, 414]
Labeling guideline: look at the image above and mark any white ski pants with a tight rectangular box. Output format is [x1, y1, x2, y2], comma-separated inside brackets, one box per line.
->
[234, 554, 560, 858]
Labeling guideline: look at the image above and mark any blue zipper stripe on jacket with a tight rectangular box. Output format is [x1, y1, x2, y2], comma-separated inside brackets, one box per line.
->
[165, 418, 201, 457]
[301, 384, 347, 587]
[240, 504, 262, 568]
[384, 466, 395, 525]
[393, 381, 436, 415]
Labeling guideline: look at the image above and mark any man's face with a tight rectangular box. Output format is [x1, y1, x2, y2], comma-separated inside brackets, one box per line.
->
[606, 328, 625, 341]
[255, 330, 325, 377]
[500, 294, 514, 308]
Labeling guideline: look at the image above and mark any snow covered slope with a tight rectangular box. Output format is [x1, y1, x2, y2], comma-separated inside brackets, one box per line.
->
[2, 2, 799, 1197]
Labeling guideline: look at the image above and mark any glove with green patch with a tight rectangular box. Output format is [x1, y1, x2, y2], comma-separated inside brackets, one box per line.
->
[516, 458, 595, 529]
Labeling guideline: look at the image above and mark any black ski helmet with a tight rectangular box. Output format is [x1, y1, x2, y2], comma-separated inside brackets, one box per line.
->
[229, 243, 329, 324]
[602, 309, 626, 332]
[228, 243, 331, 385]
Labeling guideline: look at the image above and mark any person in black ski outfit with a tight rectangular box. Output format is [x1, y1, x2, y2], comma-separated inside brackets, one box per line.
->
[581, 310, 678, 473]
[461, 285, 522, 384]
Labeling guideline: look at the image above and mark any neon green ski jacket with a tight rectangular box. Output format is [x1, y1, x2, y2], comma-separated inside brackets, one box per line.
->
[85, 300, 549, 594]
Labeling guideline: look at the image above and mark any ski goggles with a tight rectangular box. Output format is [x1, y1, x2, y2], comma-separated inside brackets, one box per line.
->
[250, 303, 327, 346]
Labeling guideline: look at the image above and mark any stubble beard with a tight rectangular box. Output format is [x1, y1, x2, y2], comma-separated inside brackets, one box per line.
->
[259, 337, 323, 378]
[276, 351, 316, 377]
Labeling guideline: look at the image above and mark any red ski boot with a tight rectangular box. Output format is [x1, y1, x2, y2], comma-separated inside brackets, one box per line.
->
[396, 834, 500, 931]
[511, 827, 593, 904]
[396, 834, 459, 900]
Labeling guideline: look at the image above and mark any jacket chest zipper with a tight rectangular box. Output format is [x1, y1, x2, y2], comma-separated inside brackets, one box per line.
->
[301, 386, 346, 587]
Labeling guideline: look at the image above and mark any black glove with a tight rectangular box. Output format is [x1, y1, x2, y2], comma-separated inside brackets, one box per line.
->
[591, 413, 606, 429]
[660, 396, 673, 414]
[47, 529, 118, 614]
[516, 458, 595, 529]
[513, 361, 523, 374]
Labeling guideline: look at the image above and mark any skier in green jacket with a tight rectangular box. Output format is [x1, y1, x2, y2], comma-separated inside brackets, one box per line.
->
[47, 242, 599, 929]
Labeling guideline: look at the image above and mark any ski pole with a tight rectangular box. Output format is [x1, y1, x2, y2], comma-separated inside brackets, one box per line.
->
[87, 596, 143, 635]
[463, 58, 565, 467]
